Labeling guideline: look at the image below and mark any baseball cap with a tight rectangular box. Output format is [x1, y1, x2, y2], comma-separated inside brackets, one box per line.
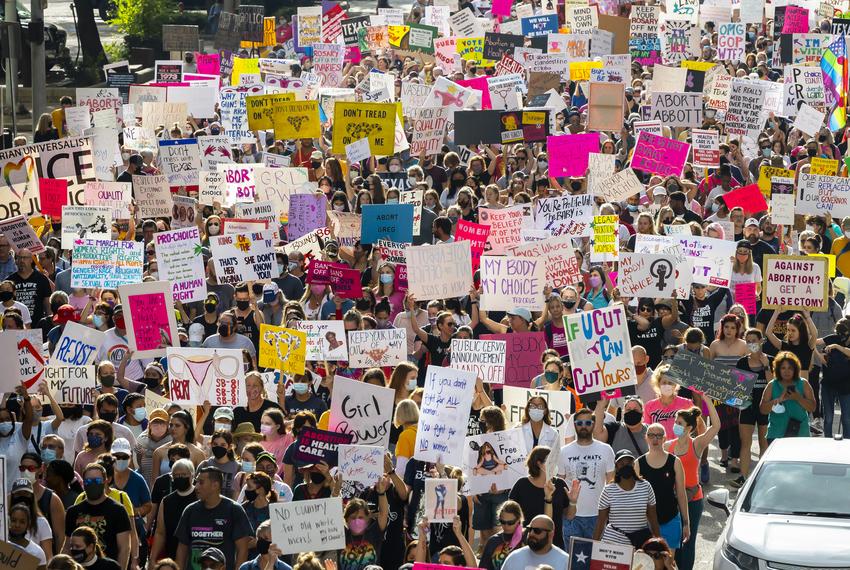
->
[615, 449, 636, 462]
[745, 218, 759, 228]
[200, 548, 226, 565]
[11, 478, 33, 494]
[111, 438, 132, 457]
[506, 308, 532, 322]
[263, 282, 280, 304]
[149, 409, 169, 423]
[53, 304, 79, 324]
[214, 407, 234, 421]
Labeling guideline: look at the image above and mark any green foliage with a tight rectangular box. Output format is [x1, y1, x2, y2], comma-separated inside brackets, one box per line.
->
[103, 40, 129, 63]
[111, 0, 175, 40]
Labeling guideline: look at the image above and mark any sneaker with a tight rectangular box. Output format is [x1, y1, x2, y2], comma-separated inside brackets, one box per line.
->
[811, 418, 824, 435]
[729, 475, 746, 489]
[700, 461, 710, 484]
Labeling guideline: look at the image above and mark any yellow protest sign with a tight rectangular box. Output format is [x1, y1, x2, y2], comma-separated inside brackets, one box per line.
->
[569, 61, 603, 81]
[246, 93, 296, 130]
[681, 60, 717, 71]
[809, 253, 836, 277]
[758, 165, 795, 197]
[456, 37, 485, 63]
[387, 25, 410, 49]
[231, 57, 260, 86]
[332, 102, 397, 156]
[810, 157, 839, 176]
[241, 17, 276, 48]
[246, 96, 320, 138]
[259, 324, 307, 375]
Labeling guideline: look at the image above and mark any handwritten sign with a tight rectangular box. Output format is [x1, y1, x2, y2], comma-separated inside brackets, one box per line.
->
[119, 281, 178, 359]
[631, 131, 690, 177]
[479, 255, 545, 311]
[481, 332, 547, 389]
[510, 235, 581, 289]
[548, 133, 600, 177]
[154, 227, 207, 303]
[479, 206, 525, 254]
[259, 324, 307, 375]
[0, 216, 44, 254]
[762, 255, 828, 311]
[61, 206, 111, 250]
[455, 220, 490, 273]
[406, 241, 472, 301]
[533, 194, 593, 237]
[618, 253, 677, 298]
[347, 328, 407, 368]
[667, 350, 758, 408]
[329, 375, 395, 449]
[53, 321, 104, 366]
[44, 364, 97, 405]
[338, 444, 384, 485]
[414, 365, 477, 465]
[269, 498, 345, 555]
[797, 173, 850, 218]
[295, 320, 348, 361]
[210, 230, 276, 285]
[450, 338, 507, 384]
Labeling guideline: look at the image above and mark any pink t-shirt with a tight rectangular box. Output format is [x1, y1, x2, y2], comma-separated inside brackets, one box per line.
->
[643, 396, 695, 439]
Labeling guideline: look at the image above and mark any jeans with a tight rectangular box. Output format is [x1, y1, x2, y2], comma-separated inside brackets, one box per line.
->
[821, 384, 850, 437]
[562, 515, 597, 548]
[675, 499, 703, 570]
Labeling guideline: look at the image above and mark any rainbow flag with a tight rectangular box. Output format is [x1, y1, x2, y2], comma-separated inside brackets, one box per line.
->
[821, 35, 847, 131]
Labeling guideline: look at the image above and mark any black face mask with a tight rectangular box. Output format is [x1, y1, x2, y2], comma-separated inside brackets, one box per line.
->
[570, 181, 582, 192]
[9, 530, 26, 540]
[84, 482, 105, 501]
[100, 375, 115, 387]
[309, 471, 326, 484]
[623, 410, 643, 426]
[255, 538, 271, 555]
[244, 488, 258, 502]
[211, 445, 228, 459]
[144, 376, 160, 389]
[172, 476, 191, 492]
[0, 291, 13, 303]
[204, 302, 217, 313]
[70, 549, 88, 563]
[219, 323, 232, 337]
[99, 411, 117, 423]
[236, 300, 250, 311]
[564, 300, 577, 309]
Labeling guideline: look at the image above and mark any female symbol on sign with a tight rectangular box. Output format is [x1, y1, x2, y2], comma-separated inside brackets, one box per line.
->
[649, 258, 674, 291]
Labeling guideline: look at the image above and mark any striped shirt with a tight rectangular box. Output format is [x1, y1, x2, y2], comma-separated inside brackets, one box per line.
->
[599, 480, 657, 545]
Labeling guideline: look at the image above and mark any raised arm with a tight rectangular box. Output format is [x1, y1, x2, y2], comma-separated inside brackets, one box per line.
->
[765, 311, 781, 349]
[693, 392, 721, 455]
[405, 293, 429, 343]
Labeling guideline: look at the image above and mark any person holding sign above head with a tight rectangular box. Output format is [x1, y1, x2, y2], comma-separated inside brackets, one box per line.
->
[339, 491, 389, 570]
[766, 311, 817, 380]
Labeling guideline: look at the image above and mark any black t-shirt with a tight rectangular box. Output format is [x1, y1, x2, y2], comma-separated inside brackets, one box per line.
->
[151, 474, 173, 504]
[403, 458, 432, 529]
[508, 477, 569, 549]
[465, 405, 484, 437]
[273, 274, 305, 302]
[161, 490, 198, 559]
[425, 333, 452, 367]
[175, 497, 254, 570]
[781, 340, 814, 371]
[749, 239, 777, 268]
[681, 289, 728, 342]
[191, 315, 219, 339]
[65, 498, 132, 562]
[480, 532, 524, 570]
[821, 334, 850, 392]
[283, 394, 327, 419]
[234, 399, 282, 432]
[8, 270, 52, 323]
[637, 454, 678, 524]
[428, 495, 470, 557]
[756, 309, 796, 357]
[628, 318, 664, 368]
[86, 557, 121, 570]
[736, 354, 773, 391]
[340, 519, 384, 570]
[361, 484, 406, 570]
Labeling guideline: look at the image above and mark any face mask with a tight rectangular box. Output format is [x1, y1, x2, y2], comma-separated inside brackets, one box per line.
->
[236, 300, 250, 310]
[309, 471, 326, 484]
[88, 434, 104, 448]
[380, 273, 394, 285]
[293, 383, 310, 394]
[623, 409, 643, 426]
[212, 445, 228, 459]
[537, 161, 548, 170]
[529, 409, 546, 422]
[762, 148, 772, 158]
[133, 407, 147, 422]
[388, 164, 402, 173]
[41, 448, 56, 463]
[844, 231, 850, 239]
[660, 384, 675, 397]
[70, 549, 88, 563]
[256, 538, 271, 555]
[634, 364, 647, 375]
[564, 300, 577, 309]
[349, 518, 368, 534]
[218, 323, 232, 337]
[20, 469, 37, 483]
[99, 411, 117, 423]
[589, 276, 602, 288]
[208, 224, 220, 236]
[616, 464, 636, 479]
[386, 197, 399, 204]
[406, 378, 418, 391]
[114, 315, 126, 330]
[172, 476, 191, 492]
[100, 375, 115, 388]
[244, 488, 258, 502]
[672, 423, 686, 437]
[204, 302, 218, 315]
[0, 291, 13, 303]
[214, 422, 231, 432]
[570, 181, 582, 192]
[747, 342, 761, 353]
[242, 460, 255, 473]
[115, 459, 130, 471]
[544, 371, 559, 383]
[84, 482, 105, 501]
[260, 424, 275, 436]
[93, 315, 105, 328]
[627, 204, 639, 212]
[772, 403, 786, 414]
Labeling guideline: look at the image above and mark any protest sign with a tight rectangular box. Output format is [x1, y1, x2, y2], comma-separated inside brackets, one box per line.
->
[771, 176, 796, 225]
[61, 206, 111, 250]
[650, 92, 703, 127]
[119, 281, 178, 358]
[717, 22, 745, 61]
[721, 184, 769, 214]
[65, 106, 91, 136]
[288, 193, 328, 240]
[414, 365, 477, 465]
[360, 204, 414, 244]
[375, 239, 407, 265]
[307, 261, 362, 298]
[591, 215, 619, 262]
[133, 175, 172, 218]
[44, 364, 97, 405]
[481, 332, 547, 388]
[406, 241, 472, 301]
[162, 25, 199, 51]
[455, 220, 490, 273]
[810, 157, 839, 176]
[593, 168, 644, 204]
[338, 444, 385, 485]
[0, 216, 44, 254]
[269, 498, 345, 555]
[13, 330, 44, 389]
[329, 375, 395, 449]
[479, 256, 545, 311]
[631, 131, 690, 177]
[726, 79, 767, 139]
[569, 539, 634, 570]
[509, 235, 581, 289]
[667, 350, 758, 408]
[295, 320, 348, 361]
[0, 333, 24, 393]
[692, 128, 720, 169]
[84, 181, 131, 220]
[758, 165, 794, 196]
[171, 196, 198, 230]
[38, 178, 68, 218]
[294, 427, 353, 466]
[547, 133, 599, 177]
[159, 139, 200, 186]
[210, 230, 276, 285]
[735, 282, 758, 315]
[502, 386, 573, 442]
[332, 102, 397, 155]
[762, 255, 828, 311]
[463, 429, 528, 494]
[53, 321, 104, 366]
[477, 206, 524, 254]
[154, 227, 207, 303]
[450, 338, 507, 384]
[424, 478, 458, 523]
[677, 235, 735, 287]
[259, 324, 307, 375]
[0, 540, 39, 570]
[71, 239, 144, 289]
[167, 347, 245, 406]
[347, 328, 407, 368]
[618, 253, 677, 298]
[565, 305, 636, 400]
[797, 173, 850, 218]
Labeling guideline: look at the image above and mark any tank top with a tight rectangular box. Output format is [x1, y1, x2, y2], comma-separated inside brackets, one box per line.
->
[638, 454, 678, 523]
[767, 379, 810, 439]
[667, 439, 702, 501]
[237, 310, 261, 348]
[37, 488, 54, 529]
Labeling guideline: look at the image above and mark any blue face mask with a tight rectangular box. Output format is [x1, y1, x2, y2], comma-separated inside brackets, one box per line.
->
[133, 408, 147, 422]
[41, 448, 56, 463]
[292, 383, 310, 394]
[0, 421, 12, 436]
[672, 423, 686, 437]
[379, 273, 394, 285]
[93, 315, 105, 328]
[242, 460, 255, 473]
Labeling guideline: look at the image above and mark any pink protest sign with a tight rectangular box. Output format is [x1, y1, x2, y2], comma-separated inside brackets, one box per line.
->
[395, 263, 408, 291]
[119, 281, 178, 358]
[782, 6, 810, 33]
[735, 282, 757, 315]
[548, 133, 600, 177]
[481, 332, 547, 388]
[455, 219, 491, 272]
[457, 77, 493, 110]
[39, 178, 68, 218]
[195, 52, 220, 76]
[308, 260, 361, 298]
[720, 184, 768, 214]
[492, 0, 512, 16]
[631, 131, 690, 178]
[288, 193, 328, 241]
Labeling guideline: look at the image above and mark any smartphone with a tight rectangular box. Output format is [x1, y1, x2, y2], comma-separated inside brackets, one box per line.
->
[786, 385, 796, 394]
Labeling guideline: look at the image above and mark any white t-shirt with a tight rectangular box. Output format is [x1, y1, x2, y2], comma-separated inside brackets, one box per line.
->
[0, 427, 28, 491]
[557, 439, 616, 517]
[26, 516, 52, 545]
[96, 327, 149, 380]
[3, 300, 31, 325]
[10, 539, 46, 565]
[56, 417, 91, 458]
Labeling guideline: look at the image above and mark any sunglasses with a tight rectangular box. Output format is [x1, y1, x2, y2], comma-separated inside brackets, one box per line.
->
[574, 420, 593, 427]
[83, 477, 104, 486]
[18, 465, 37, 472]
[647, 433, 665, 440]
[499, 518, 518, 526]
[528, 527, 551, 535]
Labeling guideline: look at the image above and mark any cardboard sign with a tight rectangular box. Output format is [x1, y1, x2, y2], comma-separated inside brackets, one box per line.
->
[288, 193, 328, 241]
[0, 539, 40, 570]
[762, 255, 828, 311]
[162, 25, 200, 51]
[510, 235, 581, 289]
[479, 255, 546, 311]
[667, 350, 758, 408]
[533, 194, 594, 237]
[347, 328, 407, 368]
[61, 206, 111, 250]
[71, 239, 144, 289]
[307, 260, 361, 299]
[414, 365, 477, 465]
[463, 428, 528, 494]
[44, 364, 97, 405]
[406, 241, 473, 301]
[771, 176, 796, 225]
[295, 320, 348, 361]
[676, 235, 735, 287]
[726, 79, 767, 139]
[797, 173, 850, 218]
[259, 324, 307, 375]
[564, 305, 637, 399]
[631, 131, 690, 177]
[502, 386, 573, 443]
[650, 91, 703, 127]
[338, 444, 384, 485]
[618, 253, 678, 298]
[450, 338, 507, 384]
[269, 498, 345, 555]
[332, 102, 397, 155]
[328, 375, 395, 449]
[479, 206, 525, 254]
[52, 321, 104, 367]
[569, 538, 634, 570]
[548, 133, 600, 177]
[167, 347, 246, 406]
[717, 22, 745, 61]
[210, 230, 276, 285]
[0, 216, 44, 254]
[119, 281, 178, 358]
[13, 329, 44, 390]
[424, 478, 459, 523]
[38, 178, 69, 218]
[481, 332, 547, 389]
[294, 427, 354, 466]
